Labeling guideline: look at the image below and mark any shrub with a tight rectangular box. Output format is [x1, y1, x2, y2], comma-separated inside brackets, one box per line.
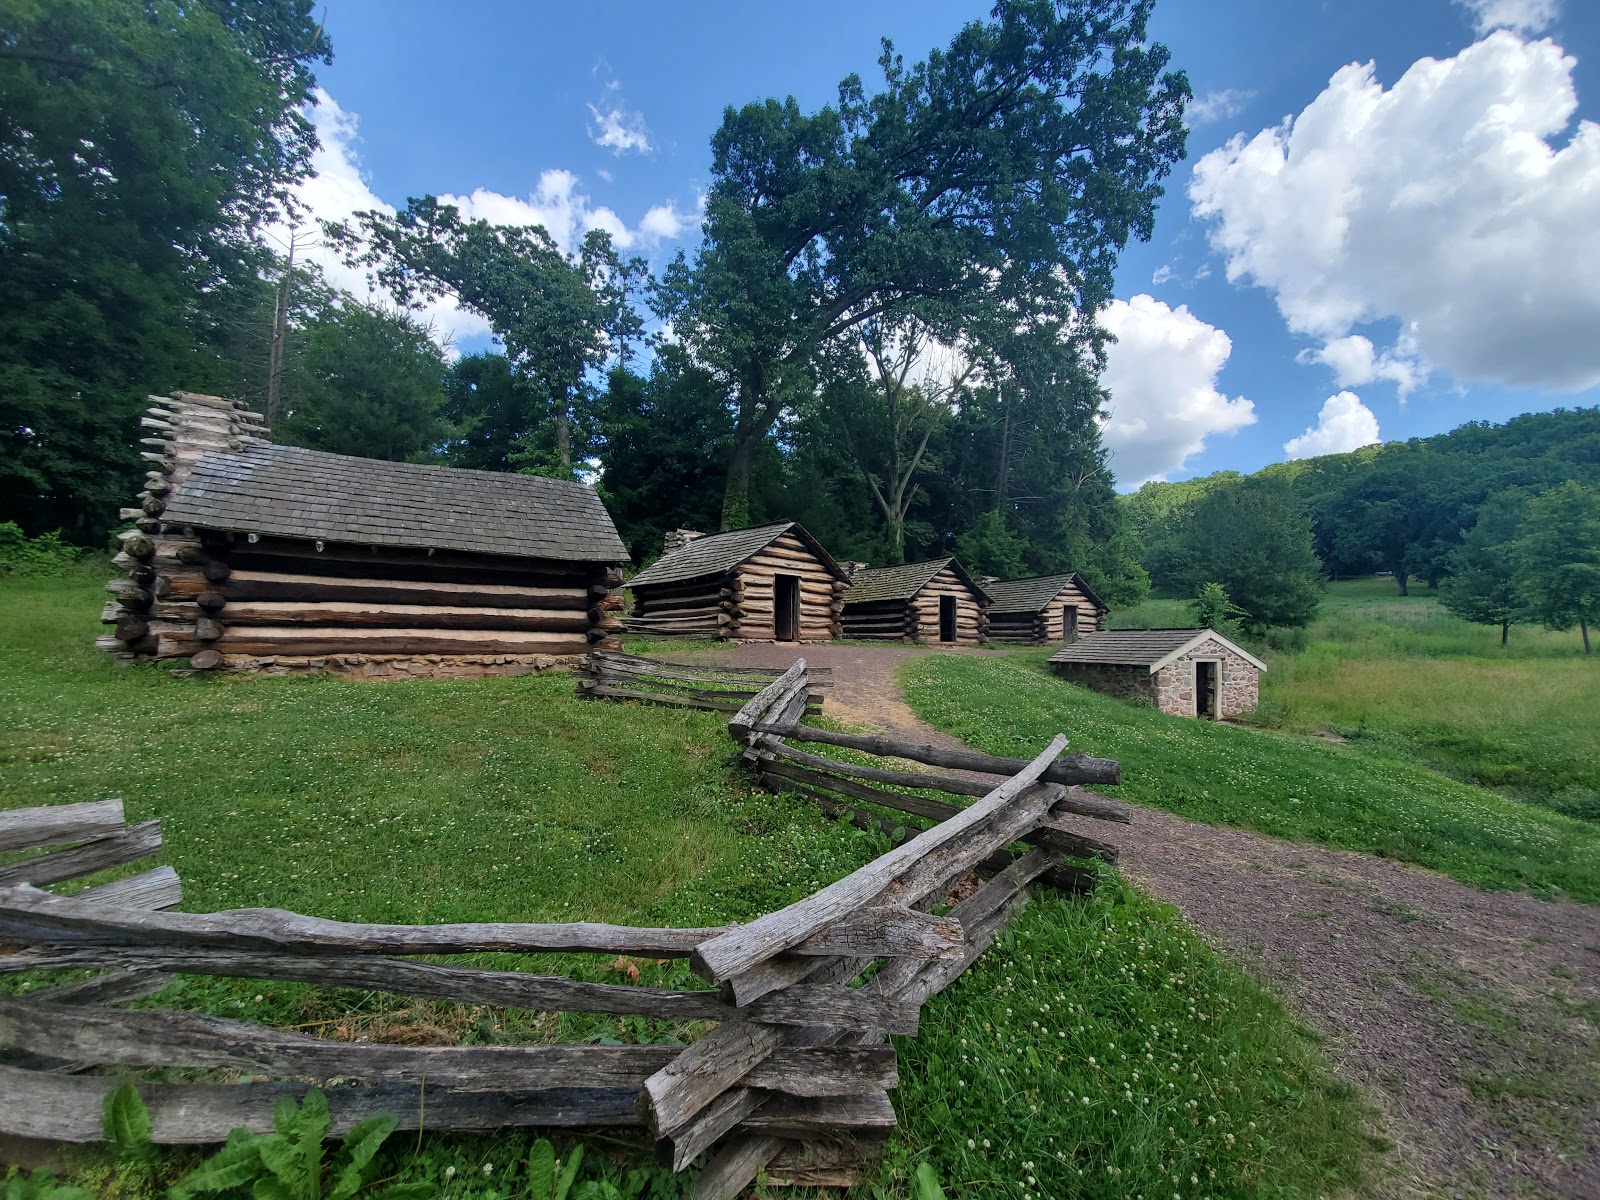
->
[0, 522, 82, 576]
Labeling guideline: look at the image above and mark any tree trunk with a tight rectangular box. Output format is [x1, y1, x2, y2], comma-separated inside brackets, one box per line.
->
[1394, 570, 1409, 596]
[1501, 620, 1509, 646]
[556, 407, 572, 473]
[1583, 619, 1591, 655]
[723, 436, 755, 531]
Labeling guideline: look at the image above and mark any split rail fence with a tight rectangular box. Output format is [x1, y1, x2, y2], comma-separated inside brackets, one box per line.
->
[575, 650, 830, 718]
[0, 662, 1125, 1198]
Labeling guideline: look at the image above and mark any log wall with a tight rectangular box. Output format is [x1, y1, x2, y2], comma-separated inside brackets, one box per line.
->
[627, 531, 847, 643]
[907, 564, 987, 645]
[986, 579, 1107, 646]
[97, 394, 623, 674]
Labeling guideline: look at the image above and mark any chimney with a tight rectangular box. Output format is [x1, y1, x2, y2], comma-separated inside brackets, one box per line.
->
[663, 528, 705, 556]
[845, 561, 871, 580]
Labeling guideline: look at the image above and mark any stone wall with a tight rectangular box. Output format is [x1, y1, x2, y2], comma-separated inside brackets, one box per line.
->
[1151, 644, 1259, 718]
[1049, 662, 1156, 705]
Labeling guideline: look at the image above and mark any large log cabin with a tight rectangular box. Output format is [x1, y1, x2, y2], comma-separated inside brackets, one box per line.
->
[97, 393, 627, 675]
[839, 558, 989, 645]
[624, 523, 849, 641]
[981, 572, 1108, 645]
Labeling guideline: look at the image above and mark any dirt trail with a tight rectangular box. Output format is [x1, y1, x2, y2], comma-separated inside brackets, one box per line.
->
[677, 641, 1600, 1199]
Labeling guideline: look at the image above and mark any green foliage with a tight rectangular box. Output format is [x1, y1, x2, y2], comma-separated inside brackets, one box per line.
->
[910, 1163, 947, 1200]
[1189, 582, 1246, 634]
[0, 0, 330, 543]
[1155, 477, 1324, 631]
[104, 1085, 154, 1159]
[170, 1090, 429, 1200]
[953, 511, 1029, 579]
[440, 353, 544, 473]
[1513, 480, 1600, 651]
[889, 879, 1375, 1199]
[659, 0, 1188, 523]
[0, 523, 83, 577]
[1, 1169, 91, 1200]
[277, 303, 449, 462]
[902, 650, 1600, 900]
[1439, 490, 1526, 642]
[524, 1140, 583, 1200]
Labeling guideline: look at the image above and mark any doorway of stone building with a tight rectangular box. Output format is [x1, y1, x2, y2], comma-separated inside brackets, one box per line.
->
[1196, 660, 1218, 718]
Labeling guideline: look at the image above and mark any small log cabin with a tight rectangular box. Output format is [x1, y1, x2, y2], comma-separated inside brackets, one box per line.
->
[1047, 628, 1266, 718]
[982, 572, 1108, 645]
[98, 393, 627, 676]
[840, 558, 989, 645]
[625, 522, 849, 641]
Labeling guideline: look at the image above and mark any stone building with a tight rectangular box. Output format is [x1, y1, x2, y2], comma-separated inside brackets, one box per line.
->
[1046, 628, 1265, 718]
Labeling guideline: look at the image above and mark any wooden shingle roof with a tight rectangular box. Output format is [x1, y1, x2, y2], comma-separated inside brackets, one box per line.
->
[982, 572, 1107, 615]
[162, 443, 626, 563]
[629, 522, 847, 588]
[1048, 629, 1267, 673]
[843, 557, 986, 604]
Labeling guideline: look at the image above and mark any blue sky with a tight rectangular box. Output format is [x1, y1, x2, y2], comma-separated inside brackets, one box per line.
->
[298, 0, 1600, 488]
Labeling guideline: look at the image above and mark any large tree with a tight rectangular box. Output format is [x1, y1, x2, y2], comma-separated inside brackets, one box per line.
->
[0, 0, 330, 541]
[1513, 481, 1600, 653]
[331, 201, 616, 479]
[1439, 492, 1526, 645]
[658, 0, 1188, 528]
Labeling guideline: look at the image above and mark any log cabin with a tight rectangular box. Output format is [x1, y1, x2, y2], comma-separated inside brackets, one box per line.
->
[624, 523, 849, 642]
[839, 558, 989, 645]
[981, 572, 1108, 645]
[97, 393, 627, 675]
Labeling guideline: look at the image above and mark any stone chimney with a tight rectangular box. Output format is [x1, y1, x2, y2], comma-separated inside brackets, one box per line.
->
[845, 561, 871, 581]
[663, 529, 705, 556]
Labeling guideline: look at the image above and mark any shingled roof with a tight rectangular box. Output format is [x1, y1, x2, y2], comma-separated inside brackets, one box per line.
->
[1048, 629, 1267, 673]
[628, 521, 847, 588]
[162, 443, 626, 563]
[983, 572, 1107, 615]
[843, 557, 986, 605]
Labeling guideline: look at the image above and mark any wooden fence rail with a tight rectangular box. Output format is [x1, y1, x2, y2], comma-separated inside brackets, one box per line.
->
[0, 658, 1123, 1198]
[575, 650, 829, 717]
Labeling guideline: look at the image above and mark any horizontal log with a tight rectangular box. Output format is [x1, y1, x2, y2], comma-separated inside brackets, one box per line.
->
[590, 651, 829, 678]
[577, 683, 749, 713]
[217, 601, 590, 632]
[761, 723, 1125, 791]
[178, 628, 591, 658]
[94, 635, 127, 654]
[73, 866, 184, 911]
[0, 800, 125, 854]
[0, 946, 918, 1033]
[0, 821, 162, 889]
[0, 1001, 895, 1096]
[218, 570, 592, 610]
[33, 969, 173, 1007]
[194, 617, 225, 641]
[224, 536, 606, 583]
[104, 580, 151, 609]
[690, 736, 1068, 987]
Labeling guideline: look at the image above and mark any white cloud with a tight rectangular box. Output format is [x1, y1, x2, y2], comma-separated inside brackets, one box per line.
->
[1283, 391, 1382, 459]
[1098, 295, 1256, 486]
[1456, 0, 1559, 35]
[1188, 88, 1255, 126]
[1151, 264, 1174, 285]
[1189, 30, 1600, 393]
[282, 90, 691, 349]
[1296, 333, 1426, 396]
[588, 80, 652, 155]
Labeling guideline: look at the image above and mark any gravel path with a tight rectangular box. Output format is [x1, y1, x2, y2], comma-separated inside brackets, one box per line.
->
[673, 641, 1600, 1199]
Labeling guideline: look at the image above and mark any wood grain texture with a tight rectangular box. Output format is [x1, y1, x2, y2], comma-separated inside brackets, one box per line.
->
[0, 800, 125, 854]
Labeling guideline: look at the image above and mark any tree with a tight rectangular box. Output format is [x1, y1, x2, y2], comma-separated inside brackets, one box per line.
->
[1439, 491, 1526, 645]
[1169, 477, 1324, 631]
[0, 0, 331, 542]
[440, 353, 543, 472]
[331, 201, 614, 479]
[1189, 582, 1246, 635]
[276, 303, 448, 462]
[1513, 481, 1600, 653]
[658, 0, 1188, 527]
[954, 510, 1029, 579]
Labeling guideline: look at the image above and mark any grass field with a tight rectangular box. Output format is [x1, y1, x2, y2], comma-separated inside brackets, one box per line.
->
[1111, 579, 1600, 822]
[1, 563, 1378, 1198]
[901, 651, 1600, 902]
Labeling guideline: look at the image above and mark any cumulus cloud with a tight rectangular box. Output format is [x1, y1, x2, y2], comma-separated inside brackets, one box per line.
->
[281, 90, 691, 349]
[1283, 391, 1382, 459]
[588, 79, 652, 155]
[1296, 333, 1426, 396]
[1456, 0, 1559, 35]
[1098, 295, 1256, 486]
[1187, 88, 1255, 126]
[1189, 30, 1600, 393]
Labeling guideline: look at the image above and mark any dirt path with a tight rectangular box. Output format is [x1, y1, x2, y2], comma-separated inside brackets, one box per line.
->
[676, 641, 1600, 1199]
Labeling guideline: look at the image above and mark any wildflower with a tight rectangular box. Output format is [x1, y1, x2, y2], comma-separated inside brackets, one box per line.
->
[444, 1167, 456, 1179]
[967, 1139, 976, 1150]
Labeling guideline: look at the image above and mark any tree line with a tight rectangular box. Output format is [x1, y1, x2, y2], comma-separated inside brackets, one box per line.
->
[1127, 408, 1600, 649]
[1, 0, 1188, 612]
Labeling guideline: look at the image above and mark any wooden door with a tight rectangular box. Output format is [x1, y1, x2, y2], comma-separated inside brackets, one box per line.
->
[939, 594, 957, 642]
[1063, 604, 1079, 642]
[774, 575, 800, 642]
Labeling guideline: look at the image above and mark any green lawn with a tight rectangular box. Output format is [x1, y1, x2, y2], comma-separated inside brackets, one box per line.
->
[901, 651, 1600, 902]
[1, 564, 1379, 1198]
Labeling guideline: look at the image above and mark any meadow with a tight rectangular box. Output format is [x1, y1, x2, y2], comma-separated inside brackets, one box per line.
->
[1112, 579, 1600, 823]
[0, 562, 1375, 1199]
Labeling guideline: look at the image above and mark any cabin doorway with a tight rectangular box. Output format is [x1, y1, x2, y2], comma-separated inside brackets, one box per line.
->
[1196, 660, 1218, 719]
[938, 594, 957, 643]
[1062, 604, 1079, 643]
[774, 574, 800, 642]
